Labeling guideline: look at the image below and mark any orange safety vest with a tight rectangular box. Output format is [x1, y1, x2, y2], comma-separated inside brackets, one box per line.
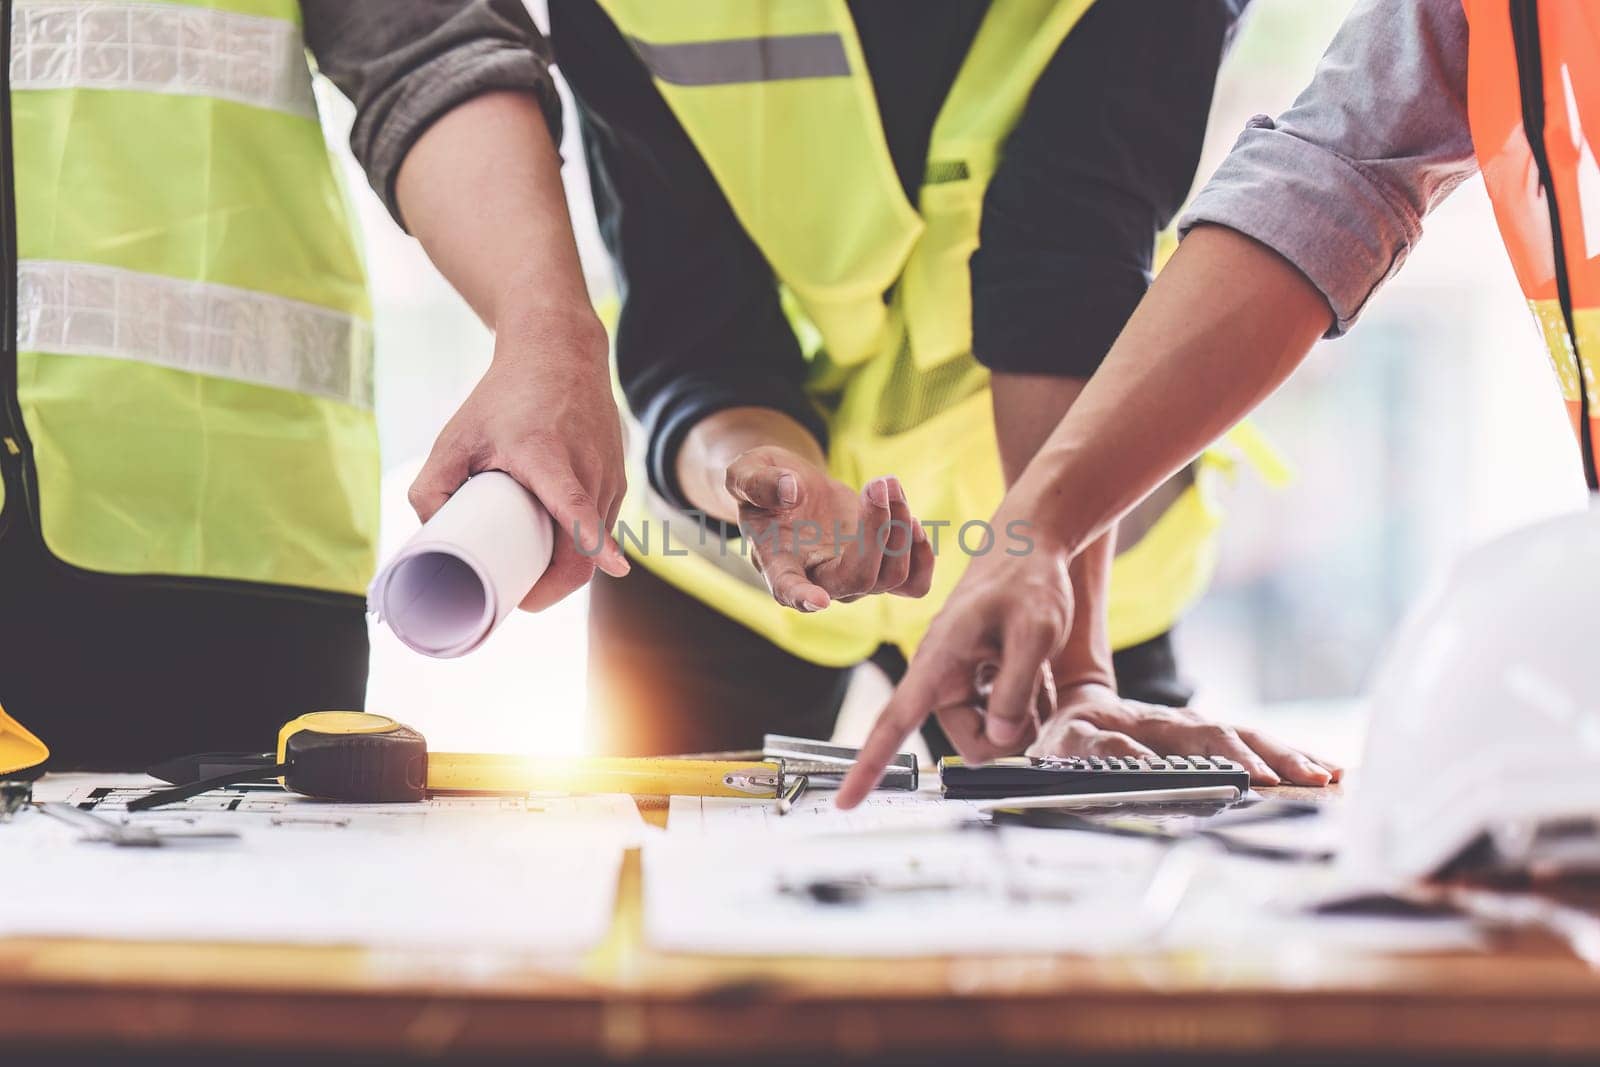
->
[1463, 0, 1600, 486]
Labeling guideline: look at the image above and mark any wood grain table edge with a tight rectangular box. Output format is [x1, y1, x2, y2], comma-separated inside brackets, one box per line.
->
[3, 982, 1600, 1060]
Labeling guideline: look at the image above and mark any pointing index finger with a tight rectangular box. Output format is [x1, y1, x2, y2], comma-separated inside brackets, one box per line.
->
[836, 664, 945, 809]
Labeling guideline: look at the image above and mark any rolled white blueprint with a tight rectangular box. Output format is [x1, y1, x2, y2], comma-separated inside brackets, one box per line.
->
[368, 471, 554, 658]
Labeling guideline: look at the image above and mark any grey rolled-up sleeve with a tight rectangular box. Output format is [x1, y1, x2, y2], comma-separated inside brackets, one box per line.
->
[302, 0, 561, 229]
[1178, 0, 1477, 336]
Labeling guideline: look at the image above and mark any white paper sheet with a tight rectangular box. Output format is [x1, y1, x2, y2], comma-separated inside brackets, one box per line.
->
[367, 471, 554, 658]
[34, 774, 652, 844]
[1162, 847, 1486, 957]
[3, 775, 640, 952]
[643, 825, 1485, 959]
[668, 787, 987, 837]
[643, 826, 1168, 956]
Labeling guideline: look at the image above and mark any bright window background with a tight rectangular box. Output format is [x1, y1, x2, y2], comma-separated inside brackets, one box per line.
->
[318, 1, 1585, 761]
[315, 3, 612, 757]
[1176, 1, 1585, 758]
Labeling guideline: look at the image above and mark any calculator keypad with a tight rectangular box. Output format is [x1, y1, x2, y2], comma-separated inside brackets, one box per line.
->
[1033, 755, 1241, 774]
[942, 753, 1250, 800]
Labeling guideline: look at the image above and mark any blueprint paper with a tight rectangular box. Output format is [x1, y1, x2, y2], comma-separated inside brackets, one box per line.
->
[368, 471, 554, 658]
[643, 825, 1484, 959]
[32, 775, 652, 845]
[668, 789, 986, 838]
[643, 827, 1167, 957]
[2, 775, 639, 952]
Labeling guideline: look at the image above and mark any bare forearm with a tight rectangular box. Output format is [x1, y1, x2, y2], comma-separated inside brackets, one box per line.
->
[992, 373, 1112, 686]
[398, 91, 629, 597]
[991, 374, 1086, 486]
[396, 91, 602, 344]
[676, 407, 825, 524]
[1016, 225, 1333, 556]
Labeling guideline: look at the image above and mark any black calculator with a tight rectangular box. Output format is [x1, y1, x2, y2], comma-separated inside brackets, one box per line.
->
[939, 754, 1251, 800]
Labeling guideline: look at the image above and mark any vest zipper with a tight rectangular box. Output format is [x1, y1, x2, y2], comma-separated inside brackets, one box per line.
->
[1510, 0, 1600, 492]
[0, 2, 357, 608]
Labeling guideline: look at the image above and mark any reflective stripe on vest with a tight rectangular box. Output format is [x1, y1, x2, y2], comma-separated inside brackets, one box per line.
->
[11, 0, 317, 117]
[19, 259, 373, 408]
[1463, 0, 1600, 481]
[603, 0, 1243, 664]
[10, 0, 378, 595]
[1529, 297, 1600, 439]
[627, 31, 850, 85]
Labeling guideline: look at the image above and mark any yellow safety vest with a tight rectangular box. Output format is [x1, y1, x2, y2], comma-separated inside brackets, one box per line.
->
[2, 0, 380, 770]
[602, 0, 1276, 668]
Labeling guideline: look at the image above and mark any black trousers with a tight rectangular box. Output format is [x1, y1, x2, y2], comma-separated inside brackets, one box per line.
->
[587, 565, 1192, 757]
[0, 516, 368, 771]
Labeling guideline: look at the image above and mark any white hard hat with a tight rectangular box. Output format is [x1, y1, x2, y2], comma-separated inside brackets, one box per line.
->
[1341, 505, 1600, 884]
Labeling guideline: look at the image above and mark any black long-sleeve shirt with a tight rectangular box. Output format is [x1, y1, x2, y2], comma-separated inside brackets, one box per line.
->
[551, 0, 1246, 510]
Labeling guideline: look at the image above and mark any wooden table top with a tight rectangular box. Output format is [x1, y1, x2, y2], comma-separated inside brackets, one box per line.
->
[4, 784, 1599, 1064]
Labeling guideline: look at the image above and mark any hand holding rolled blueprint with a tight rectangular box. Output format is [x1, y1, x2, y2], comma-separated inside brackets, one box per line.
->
[368, 471, 554, 657]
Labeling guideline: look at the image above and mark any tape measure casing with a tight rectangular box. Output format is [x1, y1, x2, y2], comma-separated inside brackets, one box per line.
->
[276, 712, 428, 803]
